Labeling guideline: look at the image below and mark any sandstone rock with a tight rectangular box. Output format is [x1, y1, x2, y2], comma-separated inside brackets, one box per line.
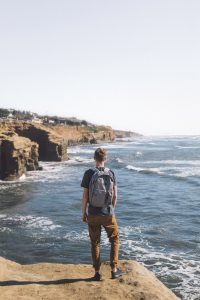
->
[52, 125, 115, 145]
[0, 134, 39, 181]
[0, 257, 180, 300]
[13, 123, 68, 162]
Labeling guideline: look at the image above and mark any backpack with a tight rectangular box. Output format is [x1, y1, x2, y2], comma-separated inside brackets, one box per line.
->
[88, 167, 114, 208]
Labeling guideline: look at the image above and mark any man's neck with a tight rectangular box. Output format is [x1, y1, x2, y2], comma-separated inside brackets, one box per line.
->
[95, 162, 105, 168]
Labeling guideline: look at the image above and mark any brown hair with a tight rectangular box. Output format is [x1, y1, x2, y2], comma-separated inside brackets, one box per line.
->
[94, 148, 107, 162]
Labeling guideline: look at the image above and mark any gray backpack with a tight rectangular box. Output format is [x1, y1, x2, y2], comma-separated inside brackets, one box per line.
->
[89, 168, 114, 208]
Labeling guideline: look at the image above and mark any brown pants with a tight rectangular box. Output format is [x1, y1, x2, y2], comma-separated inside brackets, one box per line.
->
[87, 214, 119, 271]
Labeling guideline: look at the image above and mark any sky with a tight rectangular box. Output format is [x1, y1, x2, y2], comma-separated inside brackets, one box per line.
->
[0, 0, 200, 135]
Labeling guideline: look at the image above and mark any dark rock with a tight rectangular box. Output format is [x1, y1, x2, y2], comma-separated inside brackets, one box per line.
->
[90, 137, 98, 144]
[0, 135, 39, 181]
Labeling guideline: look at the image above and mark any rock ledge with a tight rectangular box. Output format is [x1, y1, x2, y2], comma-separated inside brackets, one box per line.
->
[0, 257, 180, 300]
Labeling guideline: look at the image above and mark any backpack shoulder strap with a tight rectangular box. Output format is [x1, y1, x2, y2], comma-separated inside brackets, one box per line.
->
[89, 168, 100, 184]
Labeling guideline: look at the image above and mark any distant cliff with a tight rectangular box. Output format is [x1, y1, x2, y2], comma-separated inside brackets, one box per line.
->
[114, 129, 142, 138]
[52, 124, 115, 145]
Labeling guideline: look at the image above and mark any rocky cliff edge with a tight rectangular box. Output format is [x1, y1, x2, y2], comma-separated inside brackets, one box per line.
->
[0, 257, 180, 300]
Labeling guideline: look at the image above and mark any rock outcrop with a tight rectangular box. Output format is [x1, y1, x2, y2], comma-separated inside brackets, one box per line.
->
[52, 125, 115, 145]
[13, 123, 68, 162]
[0, 133, 39, 181]
[0, 257, 180, 300]
[114, 129, 142, 138]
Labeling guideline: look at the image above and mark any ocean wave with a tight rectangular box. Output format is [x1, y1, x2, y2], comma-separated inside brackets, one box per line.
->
[126, 165, 165, 175]
[142, 160, 200, 166]
[126, 164, 200, 181]
[176, 146, 200, 149]
[174, 168, 200, 178]
[0, 182, 24, 190]
[115, 157, 123, 163]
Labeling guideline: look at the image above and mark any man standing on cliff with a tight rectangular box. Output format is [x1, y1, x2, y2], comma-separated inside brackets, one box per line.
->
[81, 147, 122, 281]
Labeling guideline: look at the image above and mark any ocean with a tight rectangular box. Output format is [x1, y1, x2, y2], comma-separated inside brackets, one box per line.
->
[0, 136, 200, 299]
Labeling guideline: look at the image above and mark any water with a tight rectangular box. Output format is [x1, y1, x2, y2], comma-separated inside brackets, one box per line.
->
[0, 136, 200, 299]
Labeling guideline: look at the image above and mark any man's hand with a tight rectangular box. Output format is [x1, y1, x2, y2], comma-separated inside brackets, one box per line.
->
[112, 185, 118, 208]
[82, 213, 88, 223]
[82, 188, 89, 223]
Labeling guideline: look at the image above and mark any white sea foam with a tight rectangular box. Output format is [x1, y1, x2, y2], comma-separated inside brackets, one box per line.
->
[126, 165, 144, 172]
[64, 230, 89, 241]
[126, 164, 200, 180]
[176, 146, 200, 149]
[126, 165, 165, 175]
[19, 174, 26, 181]
[0, 227, 12, 233]
[0, 215, 61, 231]
[142, 160, 200, 166]
[174, 167, 200, 178]
[115, 157, 123, 163]
[119, 227, 200, 300]
[0, 156, 93, 186]
[67, 147, 94, 154]
[66, 156, 93, 164]
[62, 225, 200, 299]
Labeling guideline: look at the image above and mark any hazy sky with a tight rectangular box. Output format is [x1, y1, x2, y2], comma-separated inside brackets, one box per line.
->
[0, 0, 200, 135]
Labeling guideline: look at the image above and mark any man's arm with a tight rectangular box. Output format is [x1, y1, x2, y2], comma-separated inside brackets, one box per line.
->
[112, 185, 118, 208]
[82, 188, 89, 222]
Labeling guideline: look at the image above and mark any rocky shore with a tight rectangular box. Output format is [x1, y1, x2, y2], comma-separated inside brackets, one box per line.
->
[0, 121, 140, 181]
[0, 257, 179, 300]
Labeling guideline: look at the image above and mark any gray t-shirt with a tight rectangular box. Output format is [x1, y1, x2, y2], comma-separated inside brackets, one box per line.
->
[81, 167, 117, 216]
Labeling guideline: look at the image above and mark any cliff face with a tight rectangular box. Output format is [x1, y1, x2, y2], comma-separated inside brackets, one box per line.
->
[8, 122, 115, 157]
[0, 133, 39, 181]
[0, 122, 116, 180]
[52, 125, 115, 145]
[13, 123, 68, 162]
[0, 257, 180, 300]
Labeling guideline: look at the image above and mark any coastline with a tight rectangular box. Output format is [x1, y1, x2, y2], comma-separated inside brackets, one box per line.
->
[0, 137, 199, 298]
[0, 120, 140, 181]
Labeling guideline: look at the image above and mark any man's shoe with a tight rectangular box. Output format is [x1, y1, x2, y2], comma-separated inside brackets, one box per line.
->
[111, 268, 122, 279]
[90, 272, 102, 281]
